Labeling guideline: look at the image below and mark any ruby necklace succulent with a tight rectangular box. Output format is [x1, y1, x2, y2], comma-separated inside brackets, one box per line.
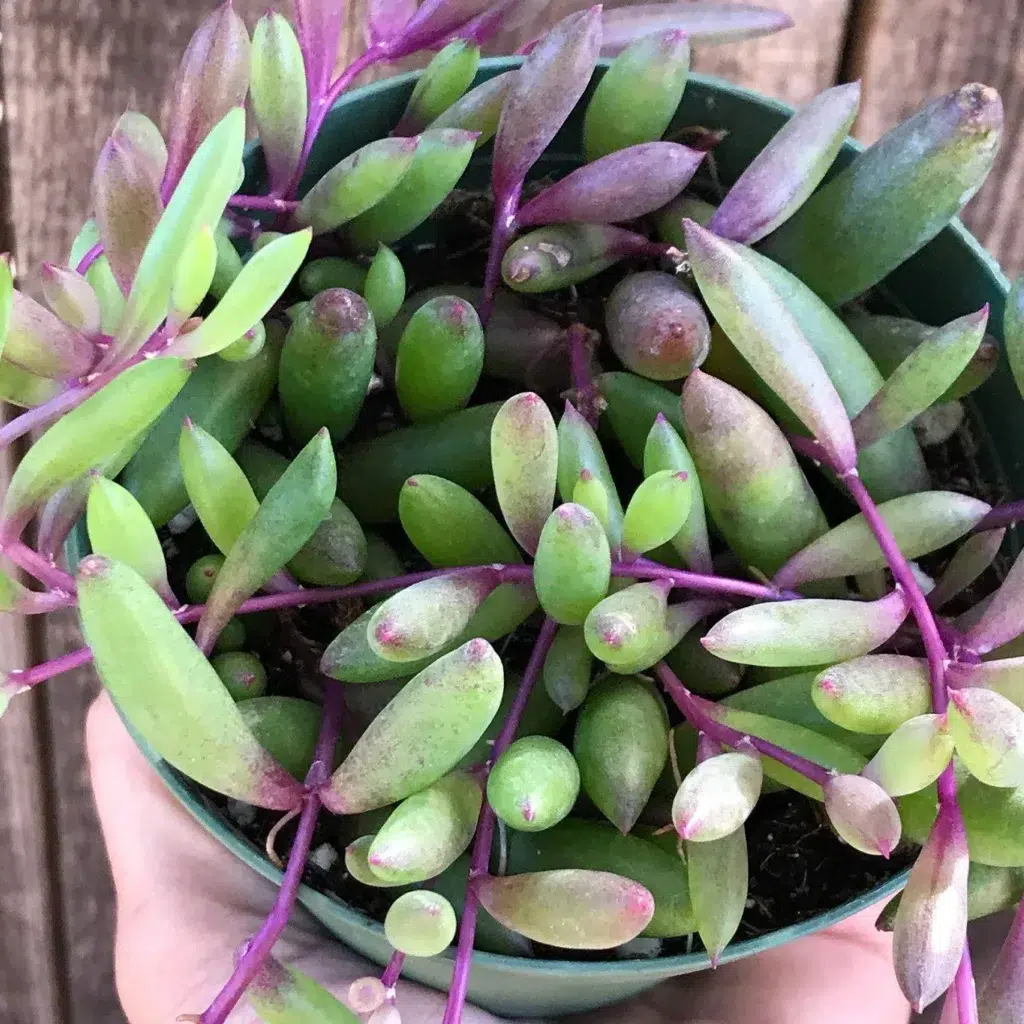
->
[3, 2, 1024, 1023]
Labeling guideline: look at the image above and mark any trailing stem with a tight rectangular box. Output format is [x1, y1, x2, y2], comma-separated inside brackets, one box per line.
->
[480, 187, 521, 324]
[198, 679, 345, 1024]
[442, 616, 559, 1024]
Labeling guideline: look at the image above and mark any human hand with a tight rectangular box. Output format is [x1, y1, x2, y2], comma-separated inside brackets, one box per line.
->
[87, 689, 910, 1024]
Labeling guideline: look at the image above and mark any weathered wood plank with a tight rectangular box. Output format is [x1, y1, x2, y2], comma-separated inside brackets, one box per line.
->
[844, 0, 1024, 272]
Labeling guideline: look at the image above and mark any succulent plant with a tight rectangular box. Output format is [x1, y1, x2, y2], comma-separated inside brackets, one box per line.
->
[3, 2, 1023, 1023]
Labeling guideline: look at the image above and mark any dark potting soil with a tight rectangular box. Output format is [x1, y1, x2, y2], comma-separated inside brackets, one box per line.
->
[163, 178, 994, 959]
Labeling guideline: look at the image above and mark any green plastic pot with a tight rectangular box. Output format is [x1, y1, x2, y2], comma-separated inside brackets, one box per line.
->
[74, 58, 1019, 1019]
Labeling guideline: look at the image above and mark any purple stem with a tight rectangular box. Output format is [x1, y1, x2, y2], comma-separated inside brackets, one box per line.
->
[655, 662, 833, 788]
[227, 195, 300, 213]
[7, 646, 94, 688]
[199, 679, 345, 1024]
[972, 500, 1024, 533]
[75, 242, 104, 276]
[787, 433, 829, 465]
[283, 46, 386, 201]
[3, 538, 76, 592]
[953, 940, 979, 1024]
[616, 557, 800, 603]
[480, 187, 522, 325]
[380, 950, 405, 989]
[442, 616, 559, 1024]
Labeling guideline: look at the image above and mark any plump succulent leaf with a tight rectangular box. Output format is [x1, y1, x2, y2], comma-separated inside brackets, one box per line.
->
[292, 0, 344, 100]
[964, 547, 1024, 655]
[977, 900, 1024, 1024]
[368, 770, 482, 884]
[862, 715, 953, 797]
[324, 639, 504, 814]
[947, 659, 1024, 712]
[822, 773, 902, 856]
[40, 264, 101, 335]
[86, 476, 173, 603]
[813, 655, 932, 734]
[764, 84, 1003, 307]
[77, 556, 302, 808]
[673, 750, 762, 842]
[1006, 275, 1024, 399]
[703, 590, 909, 668]
[248, 955, 360, 1023]
[534, 504, 611, 625]
[687, 825, 748, 961]
[621, 470, 693, 556]
[582, 28, 690, 161]
[395, 40, 480, 135]
[491, 392, 558, 555]
[3, 357, 190, 523]
[893, 809, 969, 1013]
[928, 529, 1005, 610]
[250, 12, 308, 193]
[213, 650, 268, 702]
[196, 431, 336, 652]
[385, 890, 458, 958]
[5, 290, 96, 380]
[488, 736, 580, 833]
[685, 223, 856, 471]
[542, 624, 594, 712]
[574, 675, 669, 834]
[427, 70, 515, 148]
[711, 83, 860, 245]
[948, 687, 1024, 788]
[237, 696, 329, 781]
[774, 491, 991, 588]
[477, 869, 654, 950]
[363, 245, 406, 327]
[169, 226, 218, 324]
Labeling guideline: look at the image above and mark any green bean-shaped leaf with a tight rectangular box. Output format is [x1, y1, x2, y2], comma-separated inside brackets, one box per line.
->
[169, 226, 217, 323]
[558, 401, 625, 553]
[196, 430, 336, 653]
[862, 715, 953, 797]
[508, 819, 694, 938]
[295, 138, 419, 235]
[114, 108, 244, 360]
[77, 556, 302, 808]
[687, 826, 747, 962]
[582, 28, 690, 161]
[543, 625, 594, 713]
[210, 222, 244, 299]
[324, 639, 504, 813]
[367, 769, 482, 884]
[764, 84, 1003, 307]
[813, 655, 932, 734]
[681, 370, 827, 576]
[844, 310, 1000, 404]
[40, 263, 100, 335]
[278, 287, 377, 446]
[948, 659, 1024, 712]
[363, 244, 406, 327]
[250, 12, 307, 192]
[385, 890, 458, 958]
[710, 83, 860, 245]
[428, 70, 515, 147]
[1007, 275, 1024, 399]
[248, 956, 360, 1024]
[69, 219, 125, 334]
[298, 256, 366, 298]
[477, 869, 654, 950]
[396, 295, 484, 422]
[574, 676, 669, 834]
[929, 528, 1006, 611]
[238, 696, 329, 780]
[121, 337, 278, 527]
[170, 229, 311, 359]
[642, 414, 712, 574]
[491, 392, 558, 555]
[0, 361, 61, 409]
[622, 470, 693, 557]
[703, 590, 910, 668]
[395, 40, 480, 135]
[822, 773, 901, 857]
[338, 402, 500, 524]
[673, 750, 762, 843]
[584, 580, 673, 670]
[179, 420, 258, 555]
[775, 491, 991, 588]
[852, 308, 988, 448]
[368, 570, 499, 663]
[347, 129, 477, 250]
[685, 222, 856, 471]
[86, 476, 173, 603]
[3, 357, 190, 523]
[213, 651, 268, 702]
[534, 504, 611, 626]
[6, 290, 96, 380]
[949, 688, 1024, 788]
[488, 736, 580, 833]
[963, 546, 1024, 655]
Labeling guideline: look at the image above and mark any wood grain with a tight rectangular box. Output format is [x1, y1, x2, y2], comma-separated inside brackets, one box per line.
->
[845, 0, 1024, 273]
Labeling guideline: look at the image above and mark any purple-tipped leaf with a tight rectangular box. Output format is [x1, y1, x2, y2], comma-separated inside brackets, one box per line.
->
[978, 899, 1024, 1024]
[893, 808, 969, 1013]
[516, 142, 703, 228]
[491, 392, 559, 555]
[40, 264, 101, 335]
[368, 0, 417, 47]
[687, 826, 748, 961]
[948, 688, 1024, 788]
[5, 290, 95, 380]
[710, 83, 860, 244]
[601, 2, 792, 54]
[823, 773, 901, 857]
[862, 715, 953, 798]
[965, 546, 1024, 654]
[672, 749, 762, 842]
[684, 222, 857, 472]
[492, 8, 602, 199]
[929, 529, 1005, 610]
[386, 0, 495, 56]
[1006, 275, 1024, 399]
[476, 869, 655, 949]
[162, 1, 250, 196]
